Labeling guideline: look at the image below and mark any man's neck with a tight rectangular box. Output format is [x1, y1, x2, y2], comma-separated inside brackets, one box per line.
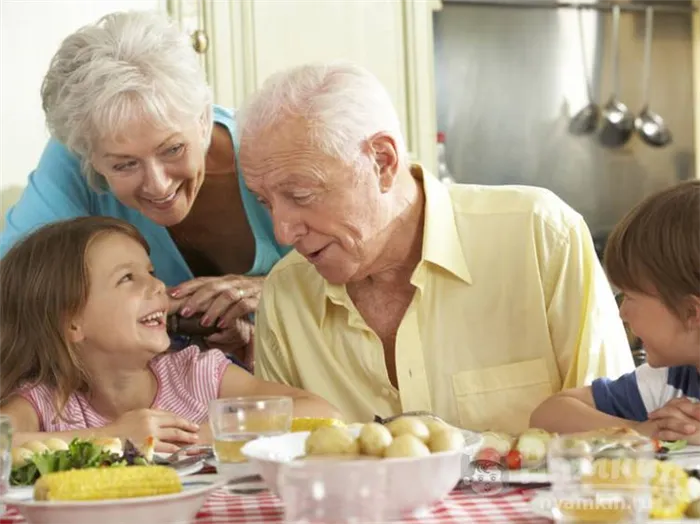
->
[362, 170, 425, 286]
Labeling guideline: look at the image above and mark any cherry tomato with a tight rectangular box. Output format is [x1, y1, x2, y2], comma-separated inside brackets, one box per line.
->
[504, 449, 522, 470]
[476, 447, 502, 465]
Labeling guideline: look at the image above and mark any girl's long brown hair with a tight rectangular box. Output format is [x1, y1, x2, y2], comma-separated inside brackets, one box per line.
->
[0, 217, 150, 417]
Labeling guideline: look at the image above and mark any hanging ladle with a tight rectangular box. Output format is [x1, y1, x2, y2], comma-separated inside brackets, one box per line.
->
[635, 6, 672, 147]
[599, 4, 635, 148]
[569, 5, 599, 135]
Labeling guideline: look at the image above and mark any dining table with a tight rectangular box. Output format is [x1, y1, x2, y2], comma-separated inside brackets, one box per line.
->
[0, 468, 554, 524]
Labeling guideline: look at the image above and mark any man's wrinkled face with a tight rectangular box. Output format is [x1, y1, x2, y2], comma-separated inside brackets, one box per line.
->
[240, 120, 396, 284]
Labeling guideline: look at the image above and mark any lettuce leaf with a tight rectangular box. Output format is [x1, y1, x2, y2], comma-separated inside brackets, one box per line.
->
[10, 438, 128, 486]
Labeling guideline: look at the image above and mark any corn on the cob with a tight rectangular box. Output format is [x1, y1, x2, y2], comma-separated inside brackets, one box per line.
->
[34, 465, 182, 501]
[650, 460, 691, 519]
[291, 417, 345, 433]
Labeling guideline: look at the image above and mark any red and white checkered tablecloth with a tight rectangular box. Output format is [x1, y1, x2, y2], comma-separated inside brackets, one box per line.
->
[0, 487, 552, 524]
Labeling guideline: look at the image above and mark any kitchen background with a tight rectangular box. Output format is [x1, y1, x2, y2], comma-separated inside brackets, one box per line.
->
[434, 0, 696, 256]
[2, 0, 699, 245]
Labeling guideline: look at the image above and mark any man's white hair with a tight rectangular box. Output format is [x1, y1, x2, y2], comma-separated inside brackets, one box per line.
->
[237, 61, 408, 168]
[41, 10, 213, 189]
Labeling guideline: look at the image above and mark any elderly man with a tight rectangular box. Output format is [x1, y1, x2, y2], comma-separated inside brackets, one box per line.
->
[237, 62, 634, 432]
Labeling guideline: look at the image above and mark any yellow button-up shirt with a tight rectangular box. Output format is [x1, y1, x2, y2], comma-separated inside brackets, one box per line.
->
[255, 167, 634, 433]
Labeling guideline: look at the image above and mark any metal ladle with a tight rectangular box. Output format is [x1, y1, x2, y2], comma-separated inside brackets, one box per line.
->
[635, 6, 672, 147]
[569, 6, 599, 135]
[599, 4, 635, 148]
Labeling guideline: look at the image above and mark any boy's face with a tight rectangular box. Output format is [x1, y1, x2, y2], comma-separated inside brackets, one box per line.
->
[68, 232, 171, 362]
[619, 289, 700, 368]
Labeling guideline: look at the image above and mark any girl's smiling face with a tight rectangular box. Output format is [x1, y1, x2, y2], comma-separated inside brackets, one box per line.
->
[69, 232, 171, 360]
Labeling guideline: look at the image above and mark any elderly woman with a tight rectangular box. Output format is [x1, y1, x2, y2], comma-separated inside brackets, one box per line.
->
[237, 61, 635, 431]
[0, 11, 289, 369]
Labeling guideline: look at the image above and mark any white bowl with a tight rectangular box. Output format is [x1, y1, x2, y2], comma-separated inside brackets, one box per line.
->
[3, 474, 226, 524]
[242, 426, 482, 519]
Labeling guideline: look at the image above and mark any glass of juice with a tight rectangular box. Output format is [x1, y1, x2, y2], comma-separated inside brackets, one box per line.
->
[0, 415, 12, 496]
[547, 431, 655, 524]
[209, 396, 293, 465]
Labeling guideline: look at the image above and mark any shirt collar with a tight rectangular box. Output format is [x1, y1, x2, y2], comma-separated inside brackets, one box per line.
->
[415, 165, 472, 284]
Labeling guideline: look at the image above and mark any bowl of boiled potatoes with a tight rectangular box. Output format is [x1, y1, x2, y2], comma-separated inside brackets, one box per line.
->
[242, 416, 482, 519]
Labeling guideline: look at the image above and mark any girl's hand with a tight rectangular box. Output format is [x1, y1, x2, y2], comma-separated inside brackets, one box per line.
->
[107, 409, 199, 453]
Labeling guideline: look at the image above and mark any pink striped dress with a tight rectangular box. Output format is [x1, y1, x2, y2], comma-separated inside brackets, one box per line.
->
[17, 346, 230, 431]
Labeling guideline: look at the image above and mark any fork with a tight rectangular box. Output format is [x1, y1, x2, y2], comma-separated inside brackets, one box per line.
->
[153, 444, 214, 465]
[374, 411, 449, 425]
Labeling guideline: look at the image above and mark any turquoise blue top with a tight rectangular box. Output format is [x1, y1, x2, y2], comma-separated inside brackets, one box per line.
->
[0, 106, 291, 286]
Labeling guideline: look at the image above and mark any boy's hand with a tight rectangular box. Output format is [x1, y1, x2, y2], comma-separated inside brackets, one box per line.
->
[646, 397, 700, 445]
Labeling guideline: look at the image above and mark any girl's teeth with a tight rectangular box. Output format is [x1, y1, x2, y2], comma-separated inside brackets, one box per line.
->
[140, 311, 164, 323]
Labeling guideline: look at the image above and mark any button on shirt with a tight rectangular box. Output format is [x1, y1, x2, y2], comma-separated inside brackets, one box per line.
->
[254, 166, 634, 433]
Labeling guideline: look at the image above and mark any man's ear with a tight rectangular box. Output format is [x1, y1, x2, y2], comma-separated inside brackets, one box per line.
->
[367, 132, 399, 193]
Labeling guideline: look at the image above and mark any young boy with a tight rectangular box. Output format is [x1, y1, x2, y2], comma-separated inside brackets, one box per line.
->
[530, 180, 700, 444]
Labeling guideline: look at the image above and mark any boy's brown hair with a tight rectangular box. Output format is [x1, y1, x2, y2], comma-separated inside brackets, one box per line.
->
[604, 180, 700, 319]
[0, 217, 150, 418]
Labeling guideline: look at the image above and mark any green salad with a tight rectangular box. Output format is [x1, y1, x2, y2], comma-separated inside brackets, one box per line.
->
[11, 438, 149, 486]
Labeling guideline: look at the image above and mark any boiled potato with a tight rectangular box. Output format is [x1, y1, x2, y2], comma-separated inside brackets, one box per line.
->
[305, 426, 359, 456]
[480, 431, 514, 457]
[384, 434, 431, 458]
[11, 447, 33, 468]
[43, 438, 69, 451]
[91, 437, 123, 455]
[421, 417, 449, 435]
[358, 423, 393, 457]
[428, 428, 466, 453]
[22, 440, 49, 454]
[385, 417, 430, 443]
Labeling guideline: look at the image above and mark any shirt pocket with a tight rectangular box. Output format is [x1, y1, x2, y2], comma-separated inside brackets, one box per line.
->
[451, 358, 553, 434]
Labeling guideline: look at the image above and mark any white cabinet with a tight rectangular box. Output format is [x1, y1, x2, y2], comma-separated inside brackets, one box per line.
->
[169, 0, 439, 173]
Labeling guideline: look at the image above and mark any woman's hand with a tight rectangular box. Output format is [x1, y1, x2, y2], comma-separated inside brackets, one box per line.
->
[169, 274, 263, 329]
[169, 275, 262, 368]
[106, 409, 199, 453]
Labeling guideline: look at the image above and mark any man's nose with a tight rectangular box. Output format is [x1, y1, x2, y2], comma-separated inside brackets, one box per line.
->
[273, 210, 304, 246]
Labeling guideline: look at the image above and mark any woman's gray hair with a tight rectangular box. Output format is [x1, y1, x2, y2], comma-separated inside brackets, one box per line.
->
[41, 10, 213, 189]
[237, 61, 408, 170]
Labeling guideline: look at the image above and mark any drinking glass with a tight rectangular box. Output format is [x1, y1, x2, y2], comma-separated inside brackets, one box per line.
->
[278, 459, 388, 524]
[208, 396, 292, 465]
[547, 432, 654, 524]
[0, 415, 12, 496]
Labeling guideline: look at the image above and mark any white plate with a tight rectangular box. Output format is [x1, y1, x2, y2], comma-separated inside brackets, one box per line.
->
[4, 459, 203, 502]
[503, 469, 551, 484]
[529, 489, 692, 523]
[205, 458, 258, 479]
[2, 474, 226, 524]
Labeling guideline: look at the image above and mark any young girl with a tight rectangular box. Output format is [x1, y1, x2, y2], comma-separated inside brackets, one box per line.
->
[0, 217, 340, 453]
[530, 180, 700, 443]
